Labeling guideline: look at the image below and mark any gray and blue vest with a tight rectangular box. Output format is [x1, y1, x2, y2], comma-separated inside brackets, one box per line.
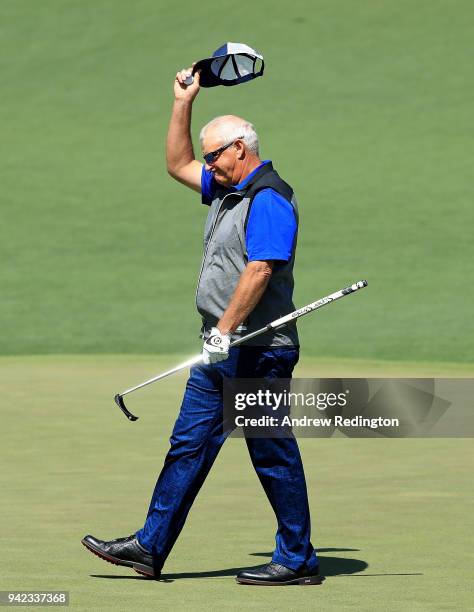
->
[196, 162, 299, 347]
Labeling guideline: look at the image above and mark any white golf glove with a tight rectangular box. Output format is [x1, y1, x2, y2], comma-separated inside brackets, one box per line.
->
[202, 327, 231, 365]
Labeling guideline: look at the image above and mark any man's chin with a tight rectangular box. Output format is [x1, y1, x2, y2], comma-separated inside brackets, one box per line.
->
[213, 174, 232, 187]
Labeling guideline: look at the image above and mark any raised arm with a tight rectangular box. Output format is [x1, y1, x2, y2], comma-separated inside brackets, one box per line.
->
[166, 67, 203, 193]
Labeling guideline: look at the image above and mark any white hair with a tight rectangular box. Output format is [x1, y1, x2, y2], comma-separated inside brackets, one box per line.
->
[200, 116, 259, 155]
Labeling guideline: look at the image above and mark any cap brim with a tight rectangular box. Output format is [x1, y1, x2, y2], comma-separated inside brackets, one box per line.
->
[192, 57, 221, 87]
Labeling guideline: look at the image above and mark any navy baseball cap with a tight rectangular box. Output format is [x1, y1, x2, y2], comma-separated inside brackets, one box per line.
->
[192, 42, 264, 88]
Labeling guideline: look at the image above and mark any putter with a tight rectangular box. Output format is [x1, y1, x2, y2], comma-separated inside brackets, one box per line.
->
[114, 280, 368, 421]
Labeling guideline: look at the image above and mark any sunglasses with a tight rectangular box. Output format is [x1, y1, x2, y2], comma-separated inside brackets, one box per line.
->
[203, 137, 243, 164]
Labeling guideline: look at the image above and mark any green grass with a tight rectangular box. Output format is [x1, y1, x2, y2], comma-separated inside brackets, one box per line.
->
[1, 0, 473, 360]
[1, 355, 473, 610]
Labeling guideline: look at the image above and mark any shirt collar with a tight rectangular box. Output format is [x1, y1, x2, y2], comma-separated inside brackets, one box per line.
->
[233, 160, 272, 191]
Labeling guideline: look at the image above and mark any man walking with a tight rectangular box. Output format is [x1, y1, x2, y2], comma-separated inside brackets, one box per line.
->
[82, 67, 320, 585]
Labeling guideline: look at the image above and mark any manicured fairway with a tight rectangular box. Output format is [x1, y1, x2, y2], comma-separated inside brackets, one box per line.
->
[1, 356, 472, 610]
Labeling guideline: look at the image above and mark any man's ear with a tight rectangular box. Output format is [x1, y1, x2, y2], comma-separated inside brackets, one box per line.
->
[235, 139, 246, 159]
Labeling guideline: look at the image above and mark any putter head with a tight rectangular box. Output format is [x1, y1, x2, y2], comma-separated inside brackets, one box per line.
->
[114, 394, 139, 421]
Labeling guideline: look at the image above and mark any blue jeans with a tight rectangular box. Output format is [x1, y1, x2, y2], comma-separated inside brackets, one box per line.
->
[136, 345, 318, 573]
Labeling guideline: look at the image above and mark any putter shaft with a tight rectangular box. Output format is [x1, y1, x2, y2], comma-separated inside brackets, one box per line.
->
[115, 280, 368, 421]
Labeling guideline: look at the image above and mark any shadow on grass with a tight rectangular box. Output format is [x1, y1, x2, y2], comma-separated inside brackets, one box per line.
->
[250, 549, 423, 578]
[250, 548, 368, 577]
[91, 547, 422, 582]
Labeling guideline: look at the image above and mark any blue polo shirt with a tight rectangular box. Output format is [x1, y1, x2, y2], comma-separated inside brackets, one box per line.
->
[201, 161, 297, 262]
